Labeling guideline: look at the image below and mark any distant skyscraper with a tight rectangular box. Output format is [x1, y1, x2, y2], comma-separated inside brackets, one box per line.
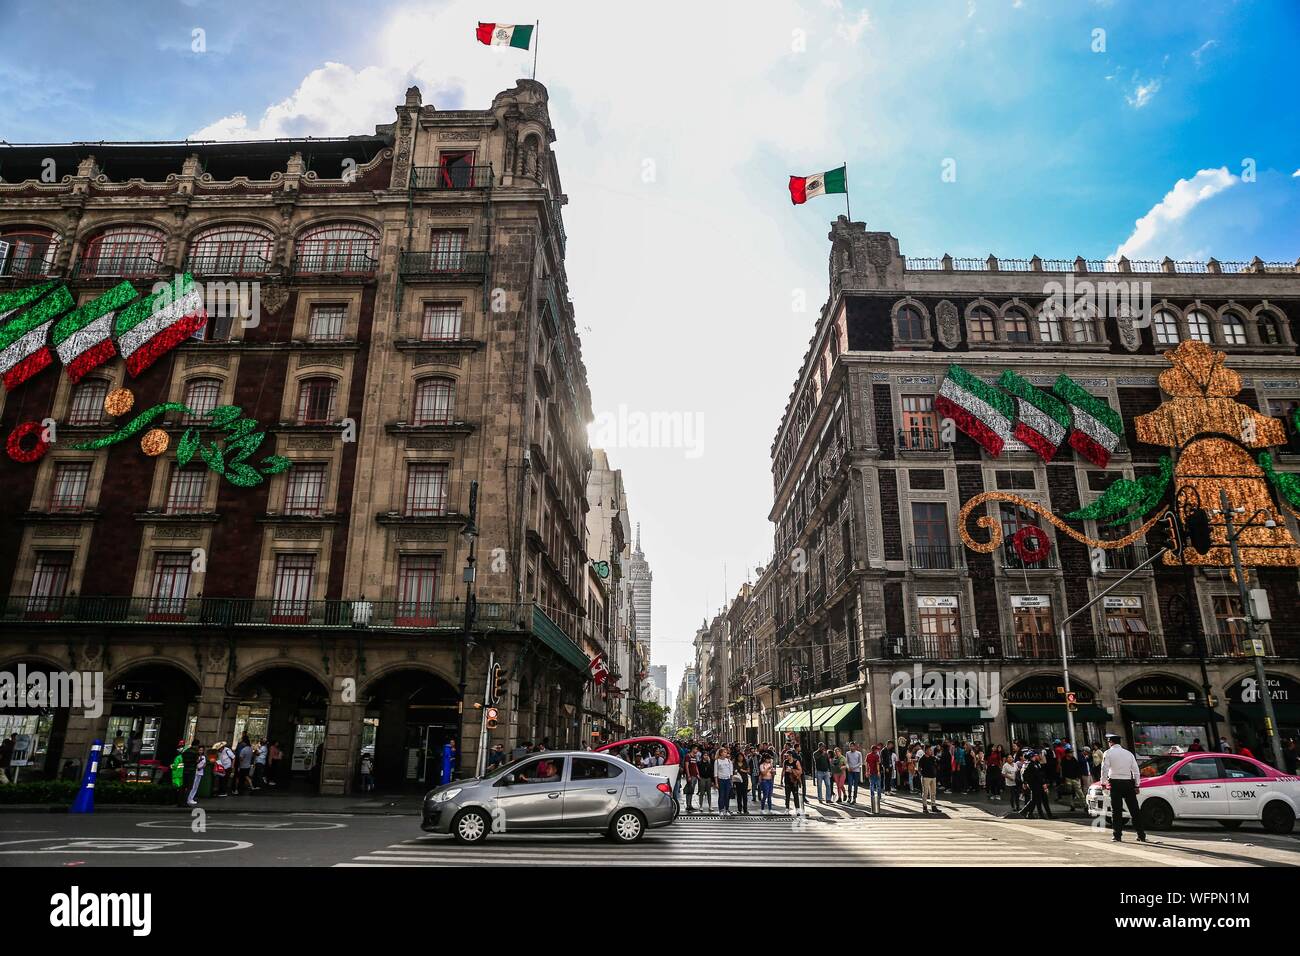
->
[628, 523, 653, 654]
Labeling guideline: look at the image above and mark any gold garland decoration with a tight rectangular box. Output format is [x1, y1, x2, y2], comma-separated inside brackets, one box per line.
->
[958, 491, 1165, 554]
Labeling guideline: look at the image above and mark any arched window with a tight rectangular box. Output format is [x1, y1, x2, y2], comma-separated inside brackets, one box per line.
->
[182, 378, 222, 423]
[896, 305, 927, 341]
[188, 224, 273, 275]
[1037, 309, 1063, 343]
[0, 227, 58, 278]
[1186, 309, 1212, 343]
[1153, 309, 1180, 345]
[1221, 313, 1247, 346]
[413, 378, 455, 426]
[1070, 314, 1097, 343]
[295, 223, 378, 274]
[295, 377, 337, 424]
[967, 307, 996, 343]
[1257, 310, 1284, 345]
[1004, 309, 1031, 344]
[82, 225, 165, 278]
[68, 378, 109, 425]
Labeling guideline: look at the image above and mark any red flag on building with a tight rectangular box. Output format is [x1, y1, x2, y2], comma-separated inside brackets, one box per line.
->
[589, 654, 609, 684]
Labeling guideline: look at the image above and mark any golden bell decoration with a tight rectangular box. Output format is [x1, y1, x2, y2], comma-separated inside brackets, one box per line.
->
[140, 428, 170, 457]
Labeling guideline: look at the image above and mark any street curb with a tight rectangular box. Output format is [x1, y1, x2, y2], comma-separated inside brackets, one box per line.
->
[0, 803, 417, 816]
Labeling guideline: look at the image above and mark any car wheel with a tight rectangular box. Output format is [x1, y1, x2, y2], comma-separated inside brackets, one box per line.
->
[1218, 820, 1242, 830]
[451, 808, 490, 844]
[1262, 801, 1296, 835]
[608, 809, 646, 843]
[1141, 799, 1174, 831]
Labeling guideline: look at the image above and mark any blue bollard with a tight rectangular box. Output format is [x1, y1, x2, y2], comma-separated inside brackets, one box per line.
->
[69, 739, 103, 814]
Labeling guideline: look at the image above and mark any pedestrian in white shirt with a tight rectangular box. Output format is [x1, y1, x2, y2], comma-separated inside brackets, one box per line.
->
[715, 750, 735, 815]
[1100, 733, 1147, 842]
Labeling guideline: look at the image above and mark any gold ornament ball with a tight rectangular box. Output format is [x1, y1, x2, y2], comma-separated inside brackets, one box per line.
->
[140, 428, 170, 457]
[104, 387, 135, 417]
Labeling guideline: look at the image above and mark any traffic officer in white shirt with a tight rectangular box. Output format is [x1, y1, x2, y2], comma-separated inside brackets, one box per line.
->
[1100, 733, 1147, 842]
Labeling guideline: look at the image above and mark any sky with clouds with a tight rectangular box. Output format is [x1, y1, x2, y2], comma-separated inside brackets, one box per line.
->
[2, 0, 1298, 694]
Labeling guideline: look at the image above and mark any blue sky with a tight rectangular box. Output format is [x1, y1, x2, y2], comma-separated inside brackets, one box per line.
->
[2, 0, 1298, 687]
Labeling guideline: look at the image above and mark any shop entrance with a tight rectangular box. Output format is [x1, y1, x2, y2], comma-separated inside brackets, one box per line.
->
[0, 659, 73, 780]
[364, 669, 460, 790]
[104, 663, 200, 783]
[230, 667, 330, 791]
[1226, 672, 1300, 762]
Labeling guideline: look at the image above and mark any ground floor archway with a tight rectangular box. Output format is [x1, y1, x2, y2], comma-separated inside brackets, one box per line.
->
[362, 668, 461, 790]
[230, 666, 331, 792]
[104, 661, 201, 782]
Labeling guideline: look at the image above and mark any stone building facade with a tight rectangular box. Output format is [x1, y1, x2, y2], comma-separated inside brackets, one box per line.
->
[759, 217, 1300, 758]
[0, 80, 600, 793]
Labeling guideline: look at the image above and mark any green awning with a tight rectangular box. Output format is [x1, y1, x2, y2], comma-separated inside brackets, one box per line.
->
[818, 702, 863, 732]
[775, 706, 837, 731]
[1006, 703, 1109, 723]
[895, 707, 986, 726]
[530, 605, 590, 673]
[1230, 701, 1300, 723]
[774, 712, 800, 731]
[1122, 704, 1222, 723]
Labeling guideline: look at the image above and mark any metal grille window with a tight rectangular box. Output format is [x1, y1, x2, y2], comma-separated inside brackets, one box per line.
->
[968, 309, 996, 343]
[404, 463, 448, 516]
[429, 230, 467, 270]
[295, 224, 378, 273]
[413, 378, 455, 425]
[1186, 310, 1213, 343]
[0, 229, 58, 277]
[296, 378, 337, 424]
[28, 551, 72, 613]
[150, 552, 192, 617]
[182, 378, 221, 423]
[271, 554, 316, 622]
[1153, 310, 1180, 345]
[68, 379, 109, 425]
[188, 225, 273, 274]
[308, 303, 347, 342]
[83, 226, 165, 277]
[421, 302, 462, 341]
[166, 467, 208, 514]
[50, 461, 91, 511]
[1222, 314, 1247, 345]
[284, 463, 326, 516]
[396, 554, 440, 623]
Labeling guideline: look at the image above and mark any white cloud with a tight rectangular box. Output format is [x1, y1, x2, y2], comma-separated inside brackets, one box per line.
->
[836, 9, 872, 43]
[1191, 39, 1218, 66]
[1126, 77, 1161, 108]
[1292, 168, 1299, 178]
[1114, 167, 1237, 259]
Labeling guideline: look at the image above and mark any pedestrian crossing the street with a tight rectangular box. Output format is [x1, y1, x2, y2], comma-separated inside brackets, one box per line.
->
[334, 813, 1072, 867]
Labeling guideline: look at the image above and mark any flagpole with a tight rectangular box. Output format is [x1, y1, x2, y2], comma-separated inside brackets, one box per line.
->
[844, 162, 851, 221]
[532, 20, 539, 80]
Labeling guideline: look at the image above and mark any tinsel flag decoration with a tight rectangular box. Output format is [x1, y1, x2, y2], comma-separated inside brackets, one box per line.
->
[0, 282, 74, 389]
[935, 364, 1016, 456]
[1053, 374, 1124, 467]
[114, 274, 207, 377]
[997, 370, 1071, 462]
[51, 280, 135, 383]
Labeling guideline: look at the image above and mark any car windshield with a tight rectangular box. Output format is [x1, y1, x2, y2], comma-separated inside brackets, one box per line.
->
[1140, 755, 1182, 777]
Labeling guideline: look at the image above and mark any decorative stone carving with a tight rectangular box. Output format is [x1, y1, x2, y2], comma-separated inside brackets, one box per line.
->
[261, 284, 290, 315]
[406, 437, 454, 450]
[208, 643, 227, 666]
[397, 526, 449, 541]
[155, 525, 202, 539]
[288, 436, 334, 450]
[437, 130, 480, 141]
[275, 526, 323, 540]
[298, 352, 347, 369]
[34, 525, 81, 537]
[412, 353, 461, 368]
[185, 352, 230, 369]
[936, 300, 961, 349]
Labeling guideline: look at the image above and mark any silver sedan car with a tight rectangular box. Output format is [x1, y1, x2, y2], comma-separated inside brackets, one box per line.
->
[422, 750, 675, 844]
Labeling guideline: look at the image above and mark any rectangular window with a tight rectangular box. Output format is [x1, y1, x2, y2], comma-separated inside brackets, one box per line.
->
[404, 463, 448, 516]
[916, 596, 961, 658]
[166, 467, 208, 514]
[396, 554, 441, 625]
[1103, 597, 1151, 656]
[150, 552, 192, 620]
[284, 463, 326, 516]
[1011, 595, 1055, 658]
[296, 380, 337, 424]
[271, 554, 316, 623]
[27, 551, 72, 616]
[910, 502, 951, 568]
[421, 302, 462, 341]
[68, 380, 108, 425]
[430, 230, 467, 270]
[900, 395, 939, 450]
[1213, 594, 1247, 655]
[308, 304, 347, 342]
[995, 470, 1035, 491]
[437, 151, 476, 188]
[50, 461, 91, 511]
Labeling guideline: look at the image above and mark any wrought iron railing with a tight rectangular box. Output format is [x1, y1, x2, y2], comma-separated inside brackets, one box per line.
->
[881, 633, 980, 660]
[73, 254, 165, 279]
[907, 544, 965, 570]
[897, 427, 947, 451]
[184, 253, 274, 276]
[410, 165, 493, 190]
[1000, 543, 1060, 571]
[399, 250, 489, 278]
[291, 241, 378, 276]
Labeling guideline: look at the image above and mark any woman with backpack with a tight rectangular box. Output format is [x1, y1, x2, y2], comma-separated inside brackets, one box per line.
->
[697, 748, 715, 814]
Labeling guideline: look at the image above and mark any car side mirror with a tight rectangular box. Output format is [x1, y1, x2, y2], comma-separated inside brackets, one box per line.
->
[498, 773, 515, 787]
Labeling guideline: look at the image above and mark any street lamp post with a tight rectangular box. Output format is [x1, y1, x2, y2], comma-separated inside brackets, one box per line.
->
[455, 480, 480, 781]
[1216, 489, 1287, 769]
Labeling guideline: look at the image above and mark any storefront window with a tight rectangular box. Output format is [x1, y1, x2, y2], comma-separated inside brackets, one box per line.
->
[1130, 723, 1205, 757]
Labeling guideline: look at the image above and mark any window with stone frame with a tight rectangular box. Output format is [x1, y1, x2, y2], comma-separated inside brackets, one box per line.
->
[967, 308, 996, 343]
[896, 304, 927, 341]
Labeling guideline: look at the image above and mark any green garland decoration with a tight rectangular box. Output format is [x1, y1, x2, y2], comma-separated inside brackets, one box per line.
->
[1065, 455, 1173, 527]
[69, 403, 193, 450]
[1258, 452, 1300, 512]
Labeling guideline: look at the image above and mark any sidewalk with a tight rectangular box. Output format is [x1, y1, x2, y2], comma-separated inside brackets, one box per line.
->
[0, 791, 424, 815]
[883, 784, 1091, 819]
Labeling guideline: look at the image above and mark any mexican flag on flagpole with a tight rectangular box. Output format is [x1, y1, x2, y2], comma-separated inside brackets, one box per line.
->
[789, 165, 847, 205]
[934, 364, 1016, 456]
[114, 275, 207, 377]
[1054, 374, 1124, 468]
[477, 22, 534, 48]
[998, 370, 1071, 462]
[52, 280, 136, 383]
[0, 282, 73, 390]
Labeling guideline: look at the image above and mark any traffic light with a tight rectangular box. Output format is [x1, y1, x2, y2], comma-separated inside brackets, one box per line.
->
[1066, 691, 1078, 713]
[1150, 511, 1182, 557]
[489, 662, 505, 706]
[1184, 508, 1213, 555]
[485, 706, 499, 730]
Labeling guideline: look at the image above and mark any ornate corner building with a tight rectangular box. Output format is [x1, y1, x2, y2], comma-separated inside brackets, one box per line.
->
[759, 217, 1300, 756]
[0, 81, 603, 793]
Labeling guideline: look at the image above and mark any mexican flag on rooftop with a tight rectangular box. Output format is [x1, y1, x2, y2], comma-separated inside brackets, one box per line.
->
[789, 165, 847, 205]
[476, 22, 534, 48]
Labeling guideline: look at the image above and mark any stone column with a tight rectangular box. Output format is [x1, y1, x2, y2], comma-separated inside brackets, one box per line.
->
[321, 673, 362, 795]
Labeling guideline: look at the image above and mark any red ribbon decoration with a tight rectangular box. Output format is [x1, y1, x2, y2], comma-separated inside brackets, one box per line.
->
[6, 420, 49, 463]
[1011, 525, 1052, 563]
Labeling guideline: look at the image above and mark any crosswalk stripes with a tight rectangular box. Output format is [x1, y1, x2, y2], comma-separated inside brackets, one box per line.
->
[334, 816, 1076, 867]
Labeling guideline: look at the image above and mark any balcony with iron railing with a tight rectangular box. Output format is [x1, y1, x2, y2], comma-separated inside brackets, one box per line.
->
[907, 544, 965, 571]
[72, 254, 166, 280]
[399, 250, 490, 280]
[410, 165, 494, 190]
[1096, 544, 1153, 573]
[1000, 543, 1061, 572]
[880, 633, 981, 660]
[291, 242, 378, 277]
[1203, 629, 1270, 659]
[0, 249, 59, 281]
[184, 252, 275, 277]
[897, 427, 949, 453]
